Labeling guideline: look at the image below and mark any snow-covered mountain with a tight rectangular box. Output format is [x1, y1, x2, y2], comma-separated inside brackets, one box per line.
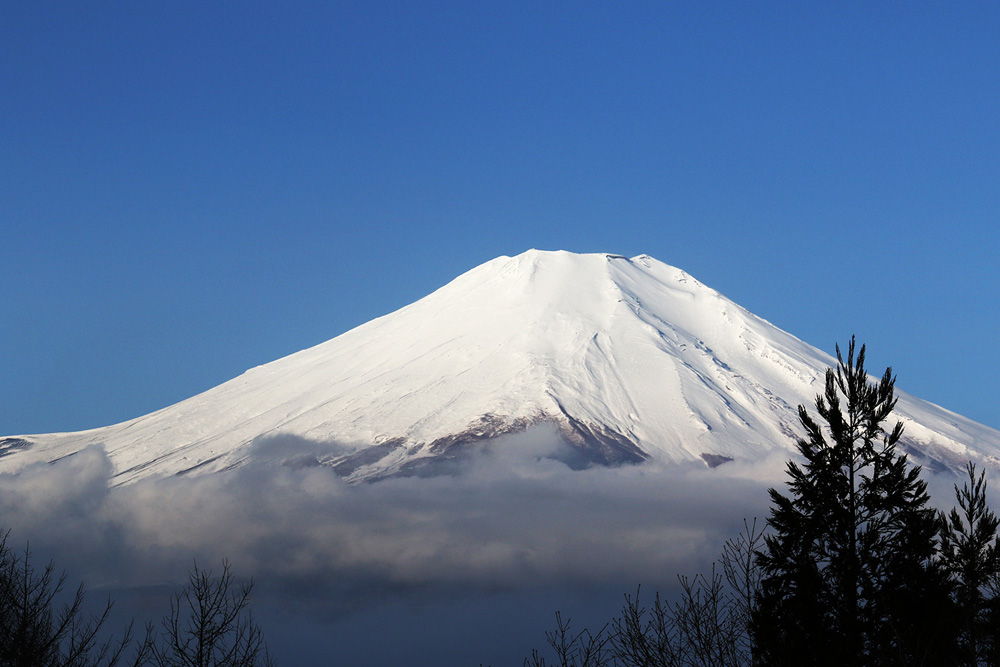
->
[4, 250, 999, 484]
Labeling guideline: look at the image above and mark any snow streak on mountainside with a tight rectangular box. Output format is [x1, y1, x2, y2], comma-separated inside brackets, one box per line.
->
[4, 250, 1000, 484]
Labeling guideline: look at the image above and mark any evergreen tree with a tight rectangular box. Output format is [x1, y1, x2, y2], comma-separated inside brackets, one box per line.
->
[753, 338, 952, 666]
[940, 462, 1000, 666]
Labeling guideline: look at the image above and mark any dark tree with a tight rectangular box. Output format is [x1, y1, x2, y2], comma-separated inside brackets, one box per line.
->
[151, 561, 273, 667]
[719, 519, 763, 664]
[614, 519, 763, 667]
[940, 462, 1000, 666]
[0, 530, 151, 667]
[523, 612, 613, 667]
[517, 339, 1000, 666]
[526, 520, 765, 667]
[613, 570, 742, 667]
[753, 338, 952, 667]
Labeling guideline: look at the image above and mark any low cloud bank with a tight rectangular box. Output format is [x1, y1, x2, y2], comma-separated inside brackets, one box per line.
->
[1, 428, 983, 665]
[0, 428, 786, 603]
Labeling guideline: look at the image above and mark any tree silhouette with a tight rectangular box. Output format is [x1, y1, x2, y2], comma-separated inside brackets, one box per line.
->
[753, 337, 953, 666]
[940, 462, 1000, 666]
[525, 520, 765, 667]
[0, 530, 151, 667]
[519, 339, 1000, 667]
[151, 561, 273, 667]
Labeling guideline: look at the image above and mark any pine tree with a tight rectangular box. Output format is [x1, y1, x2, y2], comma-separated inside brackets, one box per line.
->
[940, 462, 1000, 666]
[753, 338, 952, 666]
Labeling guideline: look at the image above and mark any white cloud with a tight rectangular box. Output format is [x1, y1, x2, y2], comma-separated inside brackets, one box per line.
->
[0, 431, 785, 597]
[1, 432, 983, 665]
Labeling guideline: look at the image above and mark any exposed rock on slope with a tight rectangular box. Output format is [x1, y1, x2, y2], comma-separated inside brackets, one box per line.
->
[4, 250, 999, 484]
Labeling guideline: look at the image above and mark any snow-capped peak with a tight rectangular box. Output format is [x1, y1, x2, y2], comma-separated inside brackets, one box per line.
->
[3, 250, 999, 483]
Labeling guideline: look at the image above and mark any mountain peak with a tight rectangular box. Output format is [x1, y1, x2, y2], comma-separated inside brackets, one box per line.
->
[4, 250, 999, 483]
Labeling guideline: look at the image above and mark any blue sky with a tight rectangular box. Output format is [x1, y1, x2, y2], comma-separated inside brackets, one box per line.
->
[4, 2, 999, 436]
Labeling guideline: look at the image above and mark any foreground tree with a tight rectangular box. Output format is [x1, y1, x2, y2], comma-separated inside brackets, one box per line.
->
[524, 519, 765, 667]
[753, 337, 953, 666]
[151, 561, 273, 667]
[0, 531, 151, 667]
[519, 340, 1000, 666]
[940, 463, 1000, 666]
[522, 612, 612, 667]
[0, 529, 275, 667]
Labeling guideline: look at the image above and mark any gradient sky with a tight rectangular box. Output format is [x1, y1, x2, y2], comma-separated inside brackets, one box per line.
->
[4, 3, 999, 437]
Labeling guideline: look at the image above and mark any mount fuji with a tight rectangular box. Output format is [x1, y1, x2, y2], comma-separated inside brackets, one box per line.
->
[4, 249, 999, 484]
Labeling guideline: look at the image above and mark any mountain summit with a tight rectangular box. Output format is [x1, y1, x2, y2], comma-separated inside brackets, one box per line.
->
[4, 250, 999, 483]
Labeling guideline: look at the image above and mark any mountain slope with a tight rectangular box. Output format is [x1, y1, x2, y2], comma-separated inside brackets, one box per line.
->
[4, 250, 999, 484]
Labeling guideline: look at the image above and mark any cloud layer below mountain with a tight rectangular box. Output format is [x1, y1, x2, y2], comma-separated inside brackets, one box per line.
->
[7, 426, 957, 665]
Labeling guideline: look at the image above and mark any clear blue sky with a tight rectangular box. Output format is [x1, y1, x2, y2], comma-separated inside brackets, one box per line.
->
[3, 2, 999, 436]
